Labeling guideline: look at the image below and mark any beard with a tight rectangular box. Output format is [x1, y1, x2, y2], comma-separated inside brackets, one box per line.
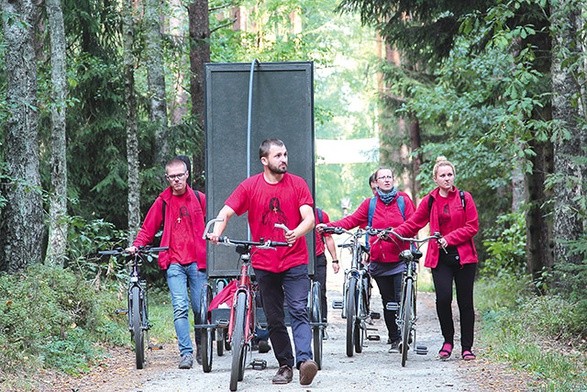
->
[268, 161, 287, 174]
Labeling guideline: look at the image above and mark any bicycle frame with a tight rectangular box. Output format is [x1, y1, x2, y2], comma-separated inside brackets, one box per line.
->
[227, 246, 256, 349]
[324, 227, 371, 357]
[99, 246, 168, 370]
[366, 227, 440, 366]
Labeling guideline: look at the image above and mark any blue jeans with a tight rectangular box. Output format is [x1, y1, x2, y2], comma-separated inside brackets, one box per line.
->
[166, 263, 207, 356]
[254, 264, 312, 369]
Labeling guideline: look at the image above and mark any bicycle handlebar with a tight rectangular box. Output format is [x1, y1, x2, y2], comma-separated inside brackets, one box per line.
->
[365, 227, 441, 243]
[215, 236, 289, 249]
[98, 246, 169, 257]
[321, 226, 365, 237]
[202, 218, 289, 249]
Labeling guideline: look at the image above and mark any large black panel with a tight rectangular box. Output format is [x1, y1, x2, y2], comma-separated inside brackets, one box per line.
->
[205, 61, 315, 277]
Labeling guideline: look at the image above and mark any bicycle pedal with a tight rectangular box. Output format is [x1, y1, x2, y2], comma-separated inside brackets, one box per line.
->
[366, 334, 380, 341]
[416, 345, 428, 355]
[370, 311, 381, 319]
[114, 308, 128, 315]
[250, 358, 267, 370]
[386, 302, 399, 311]
[332, 300, 343, 309]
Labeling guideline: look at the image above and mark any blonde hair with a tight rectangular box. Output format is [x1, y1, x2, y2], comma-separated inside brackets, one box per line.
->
[432, 156, 456, 179]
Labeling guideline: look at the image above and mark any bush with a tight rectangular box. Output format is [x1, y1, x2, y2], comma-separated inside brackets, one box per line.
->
[481, 211, 527, 277]
[549, 262, 587, 339]
[0, 265, 127, 376]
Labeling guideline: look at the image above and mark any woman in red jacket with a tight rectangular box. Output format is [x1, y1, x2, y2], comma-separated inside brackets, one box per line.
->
[393, 156, 479, 361]
[317, 167, 416, 352]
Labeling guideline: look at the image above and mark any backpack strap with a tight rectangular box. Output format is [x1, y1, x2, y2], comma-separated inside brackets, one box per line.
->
[367, 196, 377, 227]
[397, 195, 406, 221]
[365, 196, 377, 249]
[316, 207, 324, 224]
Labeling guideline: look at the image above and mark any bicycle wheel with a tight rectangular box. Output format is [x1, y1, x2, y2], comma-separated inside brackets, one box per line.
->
[354, 280, 367, 354]
[345, 276, 357, 357]
[230, 291, 247, 391]
[310, 281, 323, 369]
[401, 279, 413, 367]
[130, 285, 145, 369]
[217, 328, 225, 357]
[200, 284, 213, 373]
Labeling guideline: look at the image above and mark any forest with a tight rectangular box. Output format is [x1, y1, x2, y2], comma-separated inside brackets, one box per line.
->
[0, 0, 585, 389]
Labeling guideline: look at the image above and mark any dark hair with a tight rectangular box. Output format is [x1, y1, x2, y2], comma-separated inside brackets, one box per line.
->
[259, 138, 285, 159]
[368, 171, 377, 186]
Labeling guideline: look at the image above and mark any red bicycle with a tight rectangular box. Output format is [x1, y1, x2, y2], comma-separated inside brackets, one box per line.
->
[202, 218, 289, 391]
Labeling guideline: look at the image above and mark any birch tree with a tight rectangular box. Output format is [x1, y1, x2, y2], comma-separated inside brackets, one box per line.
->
[0, 0, 44, 272]
[550, 0, 586, 265]
[145, 0, 170, 168]
[125, 0, 141, 242]
[45, 0, 68, 266]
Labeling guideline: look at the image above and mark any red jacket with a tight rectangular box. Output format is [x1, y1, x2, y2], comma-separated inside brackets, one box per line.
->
[394, 187, 478, 269]
[133, 186, 206, 270]
[329, 192, 415, 263]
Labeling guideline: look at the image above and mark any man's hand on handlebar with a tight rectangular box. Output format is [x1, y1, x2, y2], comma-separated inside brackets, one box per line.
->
[125, 245, 138, 254]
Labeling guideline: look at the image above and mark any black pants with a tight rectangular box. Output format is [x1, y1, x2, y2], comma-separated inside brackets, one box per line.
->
[431, 262, 477, 351]
[313, 253, 328, 322]
[373, 273, 403, 342]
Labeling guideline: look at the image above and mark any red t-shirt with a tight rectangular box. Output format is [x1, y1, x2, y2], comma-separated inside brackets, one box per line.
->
[314, 208, 332, 256]
[225, 172, 314, 273]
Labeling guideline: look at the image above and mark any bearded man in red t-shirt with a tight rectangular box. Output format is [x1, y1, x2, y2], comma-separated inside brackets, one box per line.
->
[207, 138, 318, 386]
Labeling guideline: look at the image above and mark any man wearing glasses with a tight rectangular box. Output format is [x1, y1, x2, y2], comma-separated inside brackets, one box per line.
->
[128, 157, 206, 369]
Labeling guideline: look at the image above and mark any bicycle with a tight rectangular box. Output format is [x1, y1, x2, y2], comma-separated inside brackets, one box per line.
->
[323, 226, 372, 357]
[98, 245, 168, 369]
[201, 218, 290, 391]
[366, 227, 440, 366]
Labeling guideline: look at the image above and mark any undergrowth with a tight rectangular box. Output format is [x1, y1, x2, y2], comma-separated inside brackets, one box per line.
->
[476, 275, 587, 391]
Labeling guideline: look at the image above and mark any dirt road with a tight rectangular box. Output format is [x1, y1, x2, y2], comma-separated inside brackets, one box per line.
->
[50, 268, 531, 392]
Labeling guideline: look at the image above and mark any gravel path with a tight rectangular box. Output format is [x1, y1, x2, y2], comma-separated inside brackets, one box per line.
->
[49, 268, 532, 392]
[132, 270, 517, 392]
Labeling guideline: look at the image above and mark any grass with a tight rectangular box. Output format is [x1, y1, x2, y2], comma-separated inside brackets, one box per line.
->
[476, 276, 587, 391]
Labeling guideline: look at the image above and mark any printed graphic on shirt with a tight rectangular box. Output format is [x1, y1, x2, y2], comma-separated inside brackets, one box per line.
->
[262, 197, 289, 238]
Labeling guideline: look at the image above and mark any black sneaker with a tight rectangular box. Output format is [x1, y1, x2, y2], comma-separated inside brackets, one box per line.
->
[179, 353, 193, 369]
[258, 340, 271, 353]
[272, 365, 293, 384]
[388, 339, 401, 353]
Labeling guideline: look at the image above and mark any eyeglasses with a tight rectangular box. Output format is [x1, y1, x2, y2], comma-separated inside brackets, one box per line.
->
[165, 172, 187, 181]
[377, 175, 393, 180]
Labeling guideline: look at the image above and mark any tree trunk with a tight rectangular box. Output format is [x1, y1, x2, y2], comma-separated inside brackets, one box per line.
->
[550, 1, 585, 265]
[125, 0, 141, 244]
[408, 118, 422, 199]
[188, 0, 210, 190]
[145, 0, 169, 168]
[0, 0, 45, 272]
[45, 0, 68, 267]
[525, 138, 554, 278]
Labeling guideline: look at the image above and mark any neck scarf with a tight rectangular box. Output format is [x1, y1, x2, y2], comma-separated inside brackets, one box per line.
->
[377, 187, 398, 205]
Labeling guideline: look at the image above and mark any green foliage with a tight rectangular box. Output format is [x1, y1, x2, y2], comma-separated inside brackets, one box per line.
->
[476, 276, 587, 391]
[0, 265, 126, 376]
[482, 211, 527, 277]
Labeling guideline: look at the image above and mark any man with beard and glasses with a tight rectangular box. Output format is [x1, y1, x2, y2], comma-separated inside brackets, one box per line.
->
[206, 138, 318, 386]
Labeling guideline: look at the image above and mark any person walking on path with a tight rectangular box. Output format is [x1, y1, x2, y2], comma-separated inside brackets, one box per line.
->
[206, 138, 319, 386]
[127, 157, 207, 369]
[392, 156, 479, 361]
[317, 167, 416, 352]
